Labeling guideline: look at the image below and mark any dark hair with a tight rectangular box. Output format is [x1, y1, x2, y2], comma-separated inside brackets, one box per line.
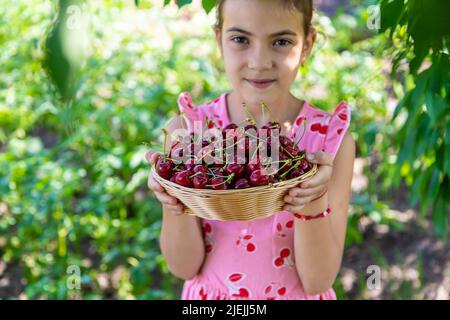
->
[214, 0, 314, 36]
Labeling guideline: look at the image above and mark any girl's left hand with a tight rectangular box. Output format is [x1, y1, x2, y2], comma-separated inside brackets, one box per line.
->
[282, 151, 333, 213]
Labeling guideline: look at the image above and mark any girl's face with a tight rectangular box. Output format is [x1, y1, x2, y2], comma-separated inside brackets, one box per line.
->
[215, 0, 315, 107]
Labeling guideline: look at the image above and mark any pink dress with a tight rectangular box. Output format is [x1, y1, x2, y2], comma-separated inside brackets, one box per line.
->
[176, 92, 351, 300]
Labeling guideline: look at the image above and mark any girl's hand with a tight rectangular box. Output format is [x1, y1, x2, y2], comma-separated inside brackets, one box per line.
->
[145, 150, 185, 215]
[282, 151, 333, 213]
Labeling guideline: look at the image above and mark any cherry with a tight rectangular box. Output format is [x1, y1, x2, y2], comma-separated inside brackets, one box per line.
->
[169, 141, 182, 157]
[279, 136, 293, 148]
[211, 167, 225, 176]
[269, 175, 279, 184]
[245, 160, 261, 175]
[283, 145, 300, 158]
[157, 119, 314, 190]
[193, 164, 208, 174]
[249, 169, 269, 186]
[244, 124, 257, 133]
[210, 177, 229, 190]
[287, 167, 305, 179]
[176, 163, 187, 171]
[156, 156, 174, 180]
[223, 123, 239, 140]
[175, 170, 192, 187]
[192, 172, 208, 189]
[299, 158, 310, 171]
[266, 121, 281, 133]
[185, 158, 197, 171]
[234, 178, 251, 189]
[171, 145, 184, 158]
[226, 162, 245, 177]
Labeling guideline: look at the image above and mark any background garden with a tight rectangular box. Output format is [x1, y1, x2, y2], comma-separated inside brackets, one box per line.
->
[0, 0, 448, 299]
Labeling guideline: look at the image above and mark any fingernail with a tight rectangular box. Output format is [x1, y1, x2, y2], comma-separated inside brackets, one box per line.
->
[307, 153, 314, 161]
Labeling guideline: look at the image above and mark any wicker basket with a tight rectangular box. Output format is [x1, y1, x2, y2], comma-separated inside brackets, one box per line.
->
[151, 163, 318, 221]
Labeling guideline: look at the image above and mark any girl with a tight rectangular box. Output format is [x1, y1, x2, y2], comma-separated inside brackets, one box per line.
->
[146, 0, 355, 300]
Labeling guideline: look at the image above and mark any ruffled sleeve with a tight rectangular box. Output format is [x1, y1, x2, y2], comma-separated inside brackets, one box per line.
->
[177, 92, 205, 132]
[322, 101, 351, 161]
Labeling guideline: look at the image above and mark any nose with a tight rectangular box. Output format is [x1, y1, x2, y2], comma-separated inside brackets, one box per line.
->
[248, 43, 273, 71]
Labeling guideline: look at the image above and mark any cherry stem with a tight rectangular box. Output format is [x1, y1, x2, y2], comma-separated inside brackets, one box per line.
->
[205, 173, 234, 187]
[161, 128, 168, 160]
[293, 117, 307, 147]
[242, 102, 257, 126]
[279, 160, 303, 179]
[261, 101, 266, 125]
[261, 101, 277, 123]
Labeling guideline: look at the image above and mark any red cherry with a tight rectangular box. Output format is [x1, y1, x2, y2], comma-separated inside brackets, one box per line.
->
[284, 145, 300, 157]
[244, 124, 257, 132]
[287, 167, 305, 179]
[175, 170, 192, 187]
[245, 160, 261, 174]
[226, 162, 245, 177]
[234, 178, 251, 189]
[223, 123, 239, 139]
[193, 164, 208, 174]
[185, 158, 197, 171]
[299, 158, 310, 171]
[279, 136, 293, 148]
[224, 123, 238, 131]
[156, 156, 174, 180]
[210, 177, 229, 190]
[249, 169, 269, 187]
[192, 172, 208, 189]
[211, 167, 225, 176]
[266, 121, 281, 133]
[268, 176, 279, 184]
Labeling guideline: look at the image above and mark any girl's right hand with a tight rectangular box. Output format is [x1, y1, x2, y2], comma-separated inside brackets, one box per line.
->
[145, 150, 185, 215]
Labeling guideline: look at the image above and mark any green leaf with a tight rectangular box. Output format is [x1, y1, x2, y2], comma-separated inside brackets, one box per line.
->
[432, 179, 449, 240]
[424, 91, 445, 126]
[392, 90, 411, 121]
[380, 0, 405, 33]
[419, 168, 440, 218]
[202, 0, 216, 14]
[409, 164, 427, 208]
[164, 0, 171, 5]
[177, 0, 193, 8]
[135, 0, 139, 7]
[445, 122, 450, 178]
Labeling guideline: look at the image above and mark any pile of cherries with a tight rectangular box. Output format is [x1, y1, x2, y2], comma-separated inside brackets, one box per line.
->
[155, 119, 312, 190]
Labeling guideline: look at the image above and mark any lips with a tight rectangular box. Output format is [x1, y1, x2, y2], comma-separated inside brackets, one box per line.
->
[245, 79, 276, 89]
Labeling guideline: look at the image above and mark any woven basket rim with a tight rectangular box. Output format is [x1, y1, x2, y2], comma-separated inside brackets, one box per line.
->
[151, 163, 318, 194]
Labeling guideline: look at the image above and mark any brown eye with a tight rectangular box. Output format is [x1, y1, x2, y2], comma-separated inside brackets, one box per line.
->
[231, 36, 249, 45]
[274, 39, 292, 47]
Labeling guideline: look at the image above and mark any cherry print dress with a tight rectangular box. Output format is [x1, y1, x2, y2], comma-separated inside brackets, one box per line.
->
[175, 92, 351, 300]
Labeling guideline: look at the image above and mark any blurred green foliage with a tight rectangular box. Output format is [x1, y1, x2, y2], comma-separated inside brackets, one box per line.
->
[0, 0, 447, 299]
[379, 0, 450, 238]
